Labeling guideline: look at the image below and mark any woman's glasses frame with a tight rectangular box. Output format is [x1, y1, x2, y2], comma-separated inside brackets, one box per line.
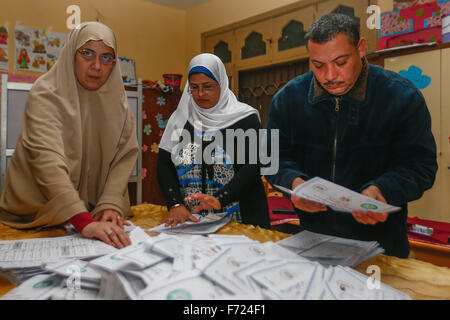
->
[77, 48, 116, 65]
[188, 83, 219, 95]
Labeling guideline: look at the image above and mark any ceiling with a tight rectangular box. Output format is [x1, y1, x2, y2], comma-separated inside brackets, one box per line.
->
[144, 0, 211, 10]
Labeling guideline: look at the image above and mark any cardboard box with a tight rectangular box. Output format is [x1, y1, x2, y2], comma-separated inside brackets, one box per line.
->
[379, 0, 450, 50]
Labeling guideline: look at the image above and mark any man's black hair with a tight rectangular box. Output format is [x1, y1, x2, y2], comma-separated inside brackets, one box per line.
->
[305, 13, 360, 47]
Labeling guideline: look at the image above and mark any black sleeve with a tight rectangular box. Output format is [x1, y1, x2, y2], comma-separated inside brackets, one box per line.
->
[157, 148, 185, 210]
[213, 114, 262, 207]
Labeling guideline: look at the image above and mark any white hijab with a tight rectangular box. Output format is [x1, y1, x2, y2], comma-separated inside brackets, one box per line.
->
[159, 53, 259, 154]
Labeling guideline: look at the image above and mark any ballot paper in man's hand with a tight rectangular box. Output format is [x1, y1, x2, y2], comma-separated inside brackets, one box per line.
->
[274, 177, 401, 214]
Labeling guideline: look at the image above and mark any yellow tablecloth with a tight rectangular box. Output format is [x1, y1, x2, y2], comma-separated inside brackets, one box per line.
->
[1, 204, 450, 300]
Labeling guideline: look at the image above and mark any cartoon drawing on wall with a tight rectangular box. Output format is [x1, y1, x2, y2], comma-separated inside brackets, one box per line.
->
[0, 48, 7, 62]
[46, 54, 57, 71]
[47, 38, 60, 47]
[0, 27, 7, 45]
[15, 25, 66, 73]
[32, 56, 45, 69]
[0, 26, 8, 71]
[33, 40, 46, 54]
[17, 48, 30, 69]
[398, 65, 431, 89]
[15, 30, 30, 46]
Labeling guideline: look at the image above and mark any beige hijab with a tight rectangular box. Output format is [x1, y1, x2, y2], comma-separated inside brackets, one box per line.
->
[0, 22, 138, 229]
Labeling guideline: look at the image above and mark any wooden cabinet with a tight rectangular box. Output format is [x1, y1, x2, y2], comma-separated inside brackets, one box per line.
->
[203, 29, 235, 75]
[140, 86, 181, 206]
[203, 0, 377, 94]
[384, 48, 449, 223]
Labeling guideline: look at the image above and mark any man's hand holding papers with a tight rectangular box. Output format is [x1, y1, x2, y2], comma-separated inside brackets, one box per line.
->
[352, 185, 389, 225]
[275, 177, 400, 225]
[290, 177, 327, 213]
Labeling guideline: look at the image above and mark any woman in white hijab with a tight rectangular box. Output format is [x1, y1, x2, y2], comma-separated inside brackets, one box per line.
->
[0, 22, 138, 248]
[158, 53, 269, 228]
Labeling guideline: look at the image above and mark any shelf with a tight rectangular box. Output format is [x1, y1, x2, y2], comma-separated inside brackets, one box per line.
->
[368, 42, 450, 60]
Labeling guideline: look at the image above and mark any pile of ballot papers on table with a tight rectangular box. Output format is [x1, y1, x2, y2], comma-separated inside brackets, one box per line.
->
[277, 230, 386, 267]
[0, 226, 410, 300]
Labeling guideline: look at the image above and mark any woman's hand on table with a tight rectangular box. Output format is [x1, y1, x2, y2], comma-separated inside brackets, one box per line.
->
[81, 221, 131, 248]
[162, 204, 199, 227]
[94, 209, 130, 229]
[185, 193, 221, 213]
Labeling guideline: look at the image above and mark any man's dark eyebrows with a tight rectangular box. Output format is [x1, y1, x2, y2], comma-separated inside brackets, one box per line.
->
[311, 54, 350, 64]
[332, 54, 350, 61]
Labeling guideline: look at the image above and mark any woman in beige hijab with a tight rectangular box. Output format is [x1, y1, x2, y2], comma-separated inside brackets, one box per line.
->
[0, 22, 138, 248]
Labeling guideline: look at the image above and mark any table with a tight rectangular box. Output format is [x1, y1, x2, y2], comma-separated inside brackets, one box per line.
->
[1, 204, 450, 300]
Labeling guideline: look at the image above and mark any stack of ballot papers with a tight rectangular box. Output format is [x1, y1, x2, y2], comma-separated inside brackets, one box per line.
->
[277, 230, 385, 267]
[0, 230, 409, 300]
[148, 213, 231, 235]
[0, 225, 147, 285]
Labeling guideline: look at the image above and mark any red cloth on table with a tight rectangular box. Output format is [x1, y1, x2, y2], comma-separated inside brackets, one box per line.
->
[267, 196, 298, 226]
[407, 216, 450, 246]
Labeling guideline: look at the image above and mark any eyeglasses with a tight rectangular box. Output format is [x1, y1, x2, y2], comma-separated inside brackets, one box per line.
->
[77, 48, 115, 65]
[188, 83, 219, 94]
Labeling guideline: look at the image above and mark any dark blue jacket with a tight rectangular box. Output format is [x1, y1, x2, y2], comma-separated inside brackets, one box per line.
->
[265, 63, 437, 258]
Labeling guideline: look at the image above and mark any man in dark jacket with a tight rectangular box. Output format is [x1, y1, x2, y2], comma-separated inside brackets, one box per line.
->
[265, 13, 437, 258]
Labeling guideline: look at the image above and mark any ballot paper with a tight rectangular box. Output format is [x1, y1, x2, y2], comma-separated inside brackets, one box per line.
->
[148, 213, 231, 235]
[45, 259, 102, 283]
[116, 260, 175, 300]
[274, 176, 401, 213]
[89, 230, 163, 272]
[139, 270, 230, 300]
[249, 260, 321, 300]
[277, 230, 384, 267]
[0, 235, 116, 269]
[232, 259, 283, 294]
[1, 232, 410, 301]
[0, 226, 150, 285]
[0, 274, 62, 300]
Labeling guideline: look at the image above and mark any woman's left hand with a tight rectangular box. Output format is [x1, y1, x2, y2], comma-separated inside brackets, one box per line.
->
[185, 193, 221, 213]
[94, 209, 130, 229]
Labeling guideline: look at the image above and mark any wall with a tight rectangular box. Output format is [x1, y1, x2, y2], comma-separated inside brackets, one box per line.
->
[0, 0, 187, 82]
[0, 0, 397, 84]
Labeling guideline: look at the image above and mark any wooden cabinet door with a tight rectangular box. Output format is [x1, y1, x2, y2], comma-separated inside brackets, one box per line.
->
[235, 19, 272, 69]
[271, 6, 314, 64]
[203, 30, 235, 74]
[441, 48, 450, 223]
[385, 50, 444, 222]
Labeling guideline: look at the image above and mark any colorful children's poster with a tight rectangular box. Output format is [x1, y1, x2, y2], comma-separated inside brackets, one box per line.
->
[0, 26, 8, 71]
[14, 25, 67, 73]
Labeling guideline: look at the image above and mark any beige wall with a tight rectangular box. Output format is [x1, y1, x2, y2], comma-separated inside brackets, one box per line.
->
[0, 0, 187, 82]
[1, 0, 395, 83]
